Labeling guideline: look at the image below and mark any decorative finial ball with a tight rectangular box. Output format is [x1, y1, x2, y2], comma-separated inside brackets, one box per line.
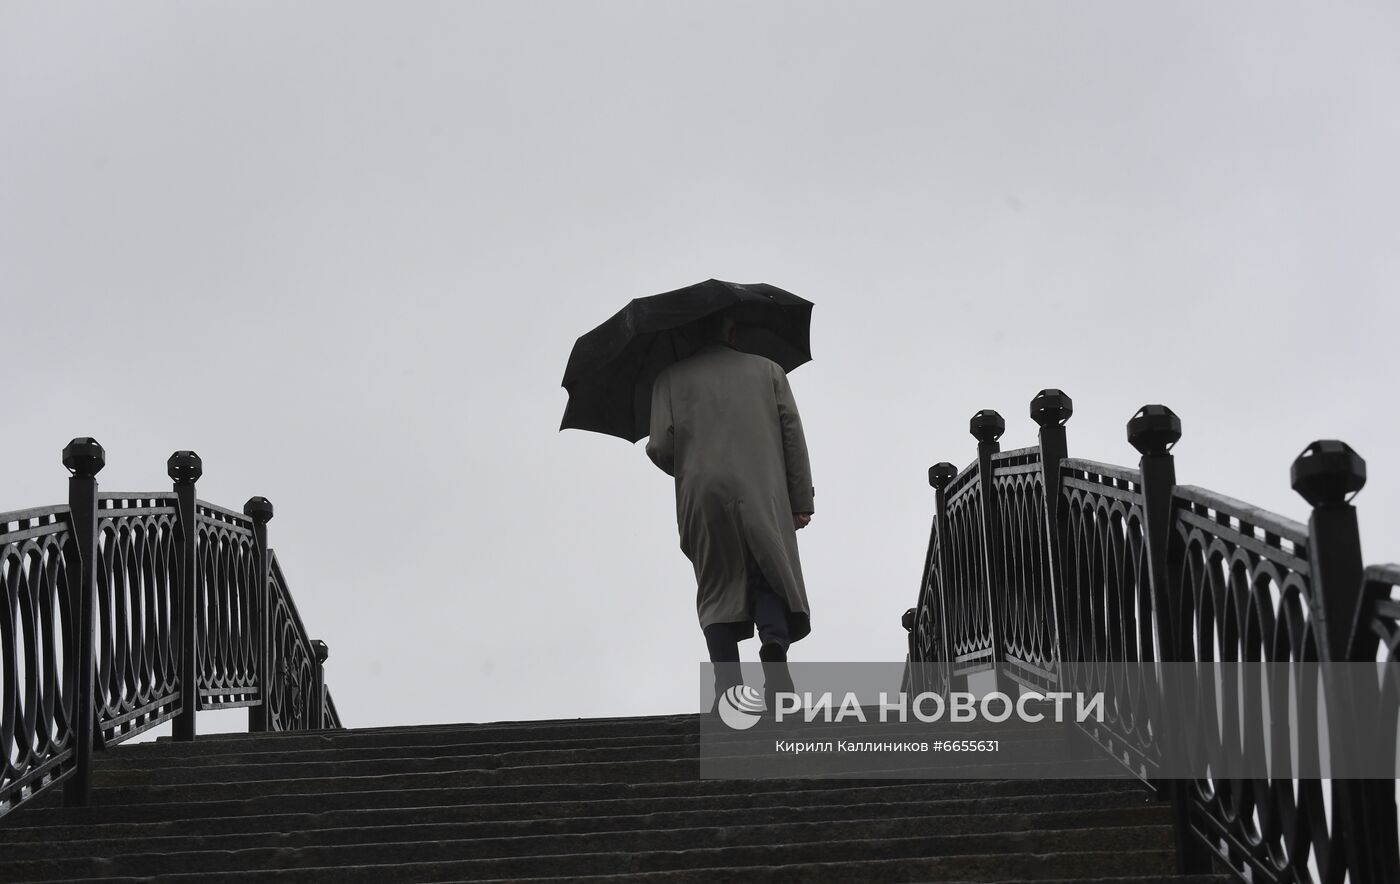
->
[969, 410, 1006, 443]
[167, 450, 203, 485]
[1291, 440, 1366, 507]
[312, 639, 330, 664]
[902, 608, 916, 631]
[928, 462, 958, 489]
[1127, 405, 1182, 456]
[243, 496, 274, 524]
[1030, 389, 1074, 427]
[62, 438, 106, 477]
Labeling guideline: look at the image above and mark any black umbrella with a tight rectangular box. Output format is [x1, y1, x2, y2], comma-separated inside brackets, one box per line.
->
[560, 279, 813, 442]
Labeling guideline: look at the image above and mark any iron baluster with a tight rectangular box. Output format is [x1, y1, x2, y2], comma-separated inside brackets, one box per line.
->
[244, 497, 273, 733]
[60, 438, 103, 808]
[970, 410, 1006, 693]
[1030, 389, 1073, 678]
[168, 452, 202, 741]
[928, 461, 958, 693]
[311, 640, 329, 729]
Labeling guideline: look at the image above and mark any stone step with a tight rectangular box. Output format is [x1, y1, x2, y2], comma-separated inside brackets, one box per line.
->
[60, 874, 1231, 884]
[7, 778, 1148, 827]
[41, 848, 1186, 883]
[462, 876, 1231, 884]
[0, 786, 1156, 842]
[0, 803, 1171, 861]
[85, 757, 1132, 805]
[0, 823, 1173, 881]
[465, 874, 1232, 884]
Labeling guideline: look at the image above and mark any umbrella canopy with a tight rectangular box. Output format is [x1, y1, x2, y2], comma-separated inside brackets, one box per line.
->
[560, 279, 813, 442]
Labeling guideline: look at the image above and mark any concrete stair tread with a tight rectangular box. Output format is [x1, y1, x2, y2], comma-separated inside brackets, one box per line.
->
[0, 805, 1173, 861]
[89, 761, 1135, 809]
[42, 849, 1190, 883]
[55, 875, 1234, 884]
[468, 875, 1232, 884]
[7, 837, 1180, 883]
[91, 747, 1113, 788]
[465, 876, 1231, 884]
[0, 788, 1157, 841]
[3, 780, 1152, 831]
[67, 774, 1149, 814]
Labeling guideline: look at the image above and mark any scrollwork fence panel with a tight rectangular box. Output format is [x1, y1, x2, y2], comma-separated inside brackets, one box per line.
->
[93, 494, 181, 746]
[907, 463, 954, 699]
[195, 502, 260, 710]
[1167, 485, 1338, 883]
[942, 463, 994, 676]
[1059, 458, 1163, 784]
[990, 446, 1058, 689]
[909, 532, 950, 696]
[0, 505, 77, 816]
[266, 552, 320, 732]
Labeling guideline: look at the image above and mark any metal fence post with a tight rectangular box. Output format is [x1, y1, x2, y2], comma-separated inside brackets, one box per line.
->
[243, 497, 273, 733]
[928, 462, 958, 690]
[311, 640, 329, 729]
[970, 410, 1006, 692]
[1291, 441, 1367, 661]
[1126, 405, 1211, 874]
[169, 451, 202, 741]
[1291, 440, 1378, 883]
[1030, 390, 1073, 672]
[61, 438, 103, 808]
[1127, 406, 1184, 662]
[900, 607, 916, 693]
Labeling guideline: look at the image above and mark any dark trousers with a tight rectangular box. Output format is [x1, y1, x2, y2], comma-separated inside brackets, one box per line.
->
[702, 556, 791, 663]
[704, 554, 793, 702]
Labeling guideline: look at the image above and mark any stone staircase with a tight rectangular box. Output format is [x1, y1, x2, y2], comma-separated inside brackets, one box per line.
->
[0, 713, 1231, 883]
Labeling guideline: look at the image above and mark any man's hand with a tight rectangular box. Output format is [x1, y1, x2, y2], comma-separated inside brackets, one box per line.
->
[793, 512, 812, 530]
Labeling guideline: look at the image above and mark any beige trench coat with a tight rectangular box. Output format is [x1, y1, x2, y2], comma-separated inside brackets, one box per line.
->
[646, 342, 815, 642]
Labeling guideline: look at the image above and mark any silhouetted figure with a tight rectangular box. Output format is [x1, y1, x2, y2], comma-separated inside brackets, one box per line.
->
[645, 309, 814, 710]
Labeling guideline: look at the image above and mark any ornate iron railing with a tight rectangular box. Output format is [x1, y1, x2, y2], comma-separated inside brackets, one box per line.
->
[93, 492, 182, 745]
[194, 500, 260, 711]
[1, 439, 340, 820]
[944, 459, 995, 675]
[0, 503, 77, 816]
[266, 552, 331, 732]
[904, 390, 1399, 884]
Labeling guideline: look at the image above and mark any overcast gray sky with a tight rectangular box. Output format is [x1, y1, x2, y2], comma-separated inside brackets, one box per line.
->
[3, 2, 1398, 732]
